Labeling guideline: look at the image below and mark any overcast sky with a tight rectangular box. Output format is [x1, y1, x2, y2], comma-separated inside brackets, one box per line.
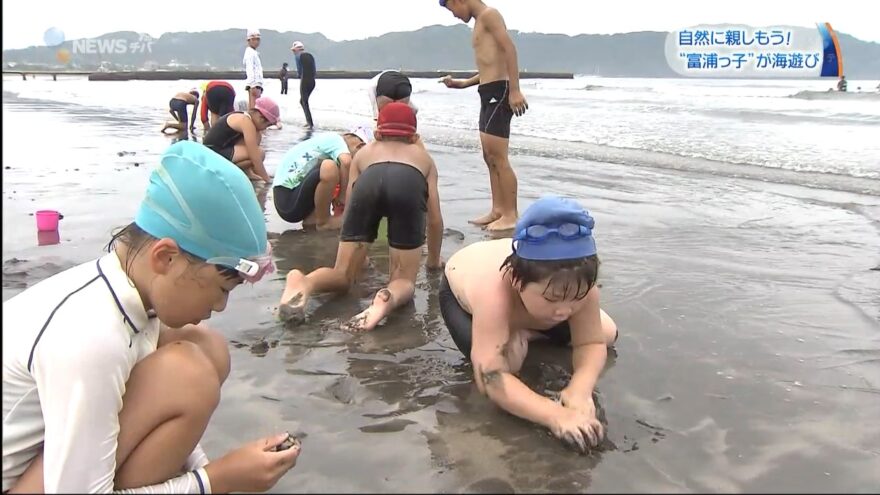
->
[4, 0, 877, 49]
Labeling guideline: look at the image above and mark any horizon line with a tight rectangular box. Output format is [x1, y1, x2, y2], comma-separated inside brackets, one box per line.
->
[4, 23, 878, 51]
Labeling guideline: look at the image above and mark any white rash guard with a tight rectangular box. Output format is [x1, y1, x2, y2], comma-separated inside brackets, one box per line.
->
[243, 46, 264, 89]
[2, 252, 212, 493]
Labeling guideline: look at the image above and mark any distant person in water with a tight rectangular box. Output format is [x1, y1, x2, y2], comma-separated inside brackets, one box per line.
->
[837, 75, 847, 92]
[161, 89, 199, 134]
[243, 29, 264, 110]
[439, 196, 618, 454]
[439, 0, 528, 232]
[272, 127, 370, 230]
[278, 103, 444, 332]
[280, 63, 290, 95]
[199, 81, 236, 132]
[202, 97, 279, 183]
[291, 41, 316, 129]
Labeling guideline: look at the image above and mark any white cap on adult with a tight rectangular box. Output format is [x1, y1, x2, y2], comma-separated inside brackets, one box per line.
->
[291, 41, 304, 52]
[247, 29, 261, 40]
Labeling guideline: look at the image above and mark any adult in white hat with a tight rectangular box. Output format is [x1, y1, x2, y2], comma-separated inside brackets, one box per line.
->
[243, 29, 264, 110]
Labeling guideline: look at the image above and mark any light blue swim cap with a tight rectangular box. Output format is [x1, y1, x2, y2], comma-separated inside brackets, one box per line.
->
[135, 141, 267, 262]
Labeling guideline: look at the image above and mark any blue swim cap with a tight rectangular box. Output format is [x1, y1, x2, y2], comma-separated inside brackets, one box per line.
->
[135, 141, 267, 262]
[512, 196, 597, 261]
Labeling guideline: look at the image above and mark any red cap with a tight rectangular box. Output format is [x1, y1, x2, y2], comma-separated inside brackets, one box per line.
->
[377, 101, 417, 137]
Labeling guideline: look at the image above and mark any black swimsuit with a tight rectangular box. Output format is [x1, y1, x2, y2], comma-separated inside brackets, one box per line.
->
[202, 112, 245, 161]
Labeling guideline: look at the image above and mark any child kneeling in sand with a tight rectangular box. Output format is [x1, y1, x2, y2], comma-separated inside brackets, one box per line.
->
[2, 141, 299, 493]
[438, 196, 618, 453]
[272, 128, 371, 231]
[279, 102, 444, 331]
[161, 89, 199, 134]
[202, 97, 279, 183]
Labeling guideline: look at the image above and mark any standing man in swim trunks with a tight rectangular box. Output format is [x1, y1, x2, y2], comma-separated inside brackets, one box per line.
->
[161, 89, 199, 135]
[243, 29, 264, 110]
[272, 128, 370, 230]
[202, 97, 280, 183]
[438, 196, 618, 453]
[199, 80, 236, 132]
[278, 102, 444, 331]
[291, 41, 317, 129]
[439, 0, 528, 231]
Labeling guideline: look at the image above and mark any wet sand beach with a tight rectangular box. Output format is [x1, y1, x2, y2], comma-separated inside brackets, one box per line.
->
[3, 89, 879, 493]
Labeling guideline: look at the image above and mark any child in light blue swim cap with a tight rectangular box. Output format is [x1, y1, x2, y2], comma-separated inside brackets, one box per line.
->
[2, 141, 299, 493]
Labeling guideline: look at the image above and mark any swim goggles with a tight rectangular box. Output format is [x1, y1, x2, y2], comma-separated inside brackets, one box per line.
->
[513, 223, 592, 242]
[206, 243, 276, 284]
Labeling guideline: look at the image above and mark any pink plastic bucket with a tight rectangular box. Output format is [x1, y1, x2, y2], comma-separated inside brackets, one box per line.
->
[35, 210, 62, 231]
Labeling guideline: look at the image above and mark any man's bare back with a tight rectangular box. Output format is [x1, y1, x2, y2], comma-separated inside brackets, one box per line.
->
[173, 92, 197, 104]
[354, 140, 434, 178]
[472, 8, 509, 84]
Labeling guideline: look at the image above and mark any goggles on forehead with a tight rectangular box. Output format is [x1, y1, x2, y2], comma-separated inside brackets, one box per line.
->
[206, 243, 275, 283]
[514, 223, 591, 242]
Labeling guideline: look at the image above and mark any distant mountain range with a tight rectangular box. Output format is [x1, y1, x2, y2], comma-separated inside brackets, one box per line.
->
[4, 24, 879, 78]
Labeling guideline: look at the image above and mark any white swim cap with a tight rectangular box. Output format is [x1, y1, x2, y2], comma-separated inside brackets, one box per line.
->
[349, 125, 373, 144]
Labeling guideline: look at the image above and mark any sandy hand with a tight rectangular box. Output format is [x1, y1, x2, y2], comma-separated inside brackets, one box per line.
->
[548, 406, 603, 454]
[208, 433, 300, 493]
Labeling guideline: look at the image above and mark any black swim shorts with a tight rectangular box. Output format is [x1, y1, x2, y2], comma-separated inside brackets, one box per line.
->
[478, 80, 514, 139]
[439, 273, 572, 357]
[376, 71, 412, 101]
[273, 164, 321, 223]
[169, 97, 189, 123]
[206, 85, 236, 116]
[340, 162, 428, 250]
[211, 145, 235, 162]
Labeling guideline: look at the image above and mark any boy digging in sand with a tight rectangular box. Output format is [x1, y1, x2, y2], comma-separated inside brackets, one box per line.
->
[439, 0, 528, 231]
[160, 89, 199, 134]
[438, 196, 618, 453]
[272, 128, 371, 230]
[278, 102, 444, 331]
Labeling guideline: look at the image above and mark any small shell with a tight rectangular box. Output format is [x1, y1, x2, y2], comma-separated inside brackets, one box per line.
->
[274, 433, 302, 452]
